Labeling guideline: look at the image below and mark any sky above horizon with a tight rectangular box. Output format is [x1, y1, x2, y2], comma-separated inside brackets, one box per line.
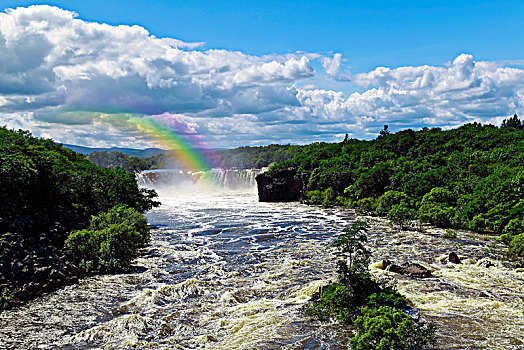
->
[0, 1, 523, 149]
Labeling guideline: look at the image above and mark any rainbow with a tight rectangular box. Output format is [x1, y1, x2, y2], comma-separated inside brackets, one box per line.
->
[102, 113, 213, 172]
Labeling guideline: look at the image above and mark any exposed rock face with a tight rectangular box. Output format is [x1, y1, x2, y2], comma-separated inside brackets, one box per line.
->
[255, 169, 310, 202]
[381, 259, 432, 278]
[0, 230, 81, 309]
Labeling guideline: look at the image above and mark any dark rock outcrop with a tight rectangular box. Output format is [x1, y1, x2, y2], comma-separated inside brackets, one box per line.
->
[448, 252, 462, 264]
[0, 231, 82, 309]
[440, 252, 462, 264]
[382, 259, 432, 278]
[255, 168, 310, 202]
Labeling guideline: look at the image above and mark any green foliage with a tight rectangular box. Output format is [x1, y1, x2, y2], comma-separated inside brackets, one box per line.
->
[0, 127, 159, 239]
[301, 187, 342, 207]
[0, 288, 13, 309]
[351, 306, 436, 350]
[387, 203, 415, 230]
[352, 197, 379, 215]
[335, 196, 351, 207]
[306, 284, 357, 324]
[322, 187, 336, 208]
[301, 190, 324, 205]
[441, 229, 458, 239]
[501, 114, 523, 129]
[377, 191, 411, 216]
[366, 289, 408, 310]
[65, 205, 150, 273]
[500, 218, 524, 245]
[418, 187, 456, 228]
[306, 220, 436, 347]
[332, 220, 369, 270]
[506, 234, 524, 261]
[259, 121, 524, 249]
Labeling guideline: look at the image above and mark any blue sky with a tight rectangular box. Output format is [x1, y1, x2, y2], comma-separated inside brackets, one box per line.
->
[0, 1, 523, 148]
[4, 0, 523, 71]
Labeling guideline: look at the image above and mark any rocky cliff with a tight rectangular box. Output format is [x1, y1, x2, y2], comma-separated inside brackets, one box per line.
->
[255, 169, 310, 202]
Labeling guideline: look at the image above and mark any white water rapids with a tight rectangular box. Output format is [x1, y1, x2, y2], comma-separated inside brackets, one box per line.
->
[0, 170, 523, 349]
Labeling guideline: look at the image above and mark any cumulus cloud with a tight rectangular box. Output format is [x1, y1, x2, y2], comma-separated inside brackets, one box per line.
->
[321, 53, 342, 78]
[0, 5, 523, 148]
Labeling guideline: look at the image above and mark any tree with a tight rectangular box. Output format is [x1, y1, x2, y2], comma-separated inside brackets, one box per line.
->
[379, 125, 390, 137]
[377, 190, 410, 216]
[65, 204, 150, 273]
[418, 187, 456, 228]
[501, 114, 522, 129]
[351, 306, 436, 350]
[333, 220, 369, 270]
[388, 203, 415, 230]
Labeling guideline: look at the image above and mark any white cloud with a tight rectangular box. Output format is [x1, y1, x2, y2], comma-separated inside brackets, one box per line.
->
[0, 5, 523, 148]
[321, 53, 342, 78]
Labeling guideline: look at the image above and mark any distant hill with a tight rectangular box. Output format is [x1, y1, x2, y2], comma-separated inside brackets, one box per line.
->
[61, 144, 167, 158]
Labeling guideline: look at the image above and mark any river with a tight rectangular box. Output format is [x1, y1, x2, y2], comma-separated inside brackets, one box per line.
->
[0, 170, 523, 349]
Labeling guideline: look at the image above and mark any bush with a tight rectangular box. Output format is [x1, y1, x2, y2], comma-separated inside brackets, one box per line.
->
[65, 205, 150, 273]
[0, 288, 13, 309]
[388, 203, 415, 230]
[377, 191, 410, 216]
[306, 221, 436, 347]
[501, 218, 524, 245]
[441, 229, 457, 239]
[335, 196, 351, 207]
[322, 187, 336, 208]
[352, 197, 379, 215]
[301, 190, 323, 205]
[306, 283, 357, 324]
[366, 289, 408, 309]
[351, 306, 436, 350]
[506, 233, 524, 260]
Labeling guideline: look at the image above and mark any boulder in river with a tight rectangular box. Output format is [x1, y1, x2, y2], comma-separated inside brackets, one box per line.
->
[440, 252, 462, 264]
[381, 259, 432, 278]
[448, 252, 462, 264]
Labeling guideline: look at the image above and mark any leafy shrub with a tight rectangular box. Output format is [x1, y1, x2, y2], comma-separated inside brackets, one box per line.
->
[441, 229, 457, 239]
[388, 203, 415, 230]
[306, 283, 357, 324]
[377, 191, 410, 216]
[350, 306, 436, 350]
[65, 205, 150, 273]
[335, 196, 351, 207]
[506, 233, 524, 260]
[366, 289, 408, 309]
[306, 220, 436, 347]
[301, 190, 323, 205]
[352, 197, 379, 214]
[322, 187, 336, 208]
[0, 288, 13, 309]
[501, 218, 524, 245]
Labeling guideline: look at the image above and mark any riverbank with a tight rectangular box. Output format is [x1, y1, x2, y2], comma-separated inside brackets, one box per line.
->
[0, 231, 81, 309]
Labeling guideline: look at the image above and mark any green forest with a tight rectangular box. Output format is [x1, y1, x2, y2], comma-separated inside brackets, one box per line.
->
[0, 127, 159, 308]
[84, 116, 524, 262]
[259, 116, 524, 262]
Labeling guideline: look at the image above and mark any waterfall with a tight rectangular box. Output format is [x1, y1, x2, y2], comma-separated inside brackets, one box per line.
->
[136, 168, 266, 190]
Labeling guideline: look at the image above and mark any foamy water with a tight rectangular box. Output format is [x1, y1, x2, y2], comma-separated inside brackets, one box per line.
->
[0, 185, 523, 349]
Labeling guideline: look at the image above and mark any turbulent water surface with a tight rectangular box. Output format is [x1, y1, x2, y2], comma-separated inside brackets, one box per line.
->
[0, 171, 523, 349]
